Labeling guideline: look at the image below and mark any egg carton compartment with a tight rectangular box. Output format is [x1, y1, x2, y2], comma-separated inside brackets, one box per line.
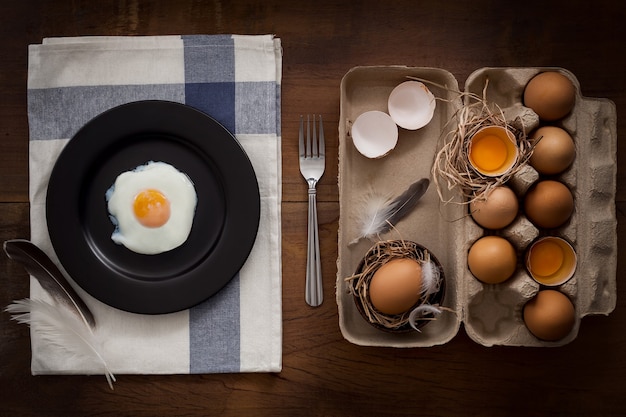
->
[336, 66, 617, 348]
[461, 195, 543, 346]
[337, 66, 464, 347]
[461, 67, 617, 346]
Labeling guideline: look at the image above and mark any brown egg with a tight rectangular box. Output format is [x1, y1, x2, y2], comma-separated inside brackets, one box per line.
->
[523, 72, 576, 121]
[369, 258, 423, 315]
[467, 236, 517, 284]
[523, 289, 576, 341]
[529, 126, 576, 175]
[524, 180, 574, 229]
[470, 186, 519, 230]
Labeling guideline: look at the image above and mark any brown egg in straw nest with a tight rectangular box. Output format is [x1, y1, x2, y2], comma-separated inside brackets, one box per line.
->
[408, 76, 535, 205]
[345, 240, 446, 332]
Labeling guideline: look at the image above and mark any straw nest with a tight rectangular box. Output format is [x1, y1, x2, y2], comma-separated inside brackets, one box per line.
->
[345, 240, 445, 332]
[425, 79, 535, 205]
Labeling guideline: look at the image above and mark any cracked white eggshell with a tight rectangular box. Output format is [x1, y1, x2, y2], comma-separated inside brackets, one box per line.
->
[350, 110, 398, 158]
[387, 81, 436, 130]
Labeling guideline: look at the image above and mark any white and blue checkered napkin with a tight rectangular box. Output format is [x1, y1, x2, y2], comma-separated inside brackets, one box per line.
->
[26, 35, 282, 374]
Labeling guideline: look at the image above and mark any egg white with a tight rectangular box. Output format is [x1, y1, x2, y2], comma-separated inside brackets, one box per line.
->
[106, 161, 197, 255]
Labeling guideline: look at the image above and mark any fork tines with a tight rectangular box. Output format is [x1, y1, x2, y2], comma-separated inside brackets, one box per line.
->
[299, 114, 324, 159]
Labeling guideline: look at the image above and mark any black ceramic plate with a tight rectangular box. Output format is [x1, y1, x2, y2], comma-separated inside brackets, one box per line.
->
[46, 101, 260, 314]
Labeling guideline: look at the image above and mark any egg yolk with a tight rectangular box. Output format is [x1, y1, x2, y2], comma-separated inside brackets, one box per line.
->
[133, 189, 171, 228]
[470, 134, 508, 172]
[529, 240, 564, 277]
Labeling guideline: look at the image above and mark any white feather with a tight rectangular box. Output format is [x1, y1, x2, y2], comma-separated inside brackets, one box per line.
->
[408, 304, 443, 331]
[420, 260, 441, 299]
[6, 299, 115, 389]
[352, 193, 395, 244]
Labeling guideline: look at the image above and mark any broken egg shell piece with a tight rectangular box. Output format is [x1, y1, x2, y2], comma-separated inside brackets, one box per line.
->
[351, 110, 399, 158]
[387, 81, 436, 130]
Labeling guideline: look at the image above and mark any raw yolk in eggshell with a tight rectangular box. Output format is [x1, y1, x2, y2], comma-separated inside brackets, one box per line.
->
[470, 134, 508, 171]
[133, 189, 171, 228]
[528, 240, 564, 277]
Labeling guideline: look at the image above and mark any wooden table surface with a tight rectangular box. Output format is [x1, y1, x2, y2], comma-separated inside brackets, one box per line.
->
[1, 1, 625, 416]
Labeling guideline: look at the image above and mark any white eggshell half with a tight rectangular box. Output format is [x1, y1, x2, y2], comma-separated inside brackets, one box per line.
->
[351, 110, 399, 158]
[387, 81, 436, 130]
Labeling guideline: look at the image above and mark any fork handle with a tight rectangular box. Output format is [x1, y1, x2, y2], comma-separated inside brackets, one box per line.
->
[305, 185, 323, 307]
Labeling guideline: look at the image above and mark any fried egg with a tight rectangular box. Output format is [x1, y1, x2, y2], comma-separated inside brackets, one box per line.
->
[106, 161, 197, 255]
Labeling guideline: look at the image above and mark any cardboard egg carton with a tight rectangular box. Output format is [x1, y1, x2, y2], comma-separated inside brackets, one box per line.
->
[336, 66, 617, 347]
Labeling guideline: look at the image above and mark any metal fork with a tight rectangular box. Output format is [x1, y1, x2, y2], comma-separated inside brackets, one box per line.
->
[299, 115, 325, 307]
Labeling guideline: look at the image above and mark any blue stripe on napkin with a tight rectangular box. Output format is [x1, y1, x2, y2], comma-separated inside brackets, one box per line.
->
[182, 35, 236, 133]
[184, 81, 279, 136]
[182, 35, 278, 136]
[182, 35, 235, 83]
[189, 274, 241, 373]
[27, 85, 185, 141]
[182, 36, 241, 373]
[184, 82, 236, 133]
[235, 81, 279, 135]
